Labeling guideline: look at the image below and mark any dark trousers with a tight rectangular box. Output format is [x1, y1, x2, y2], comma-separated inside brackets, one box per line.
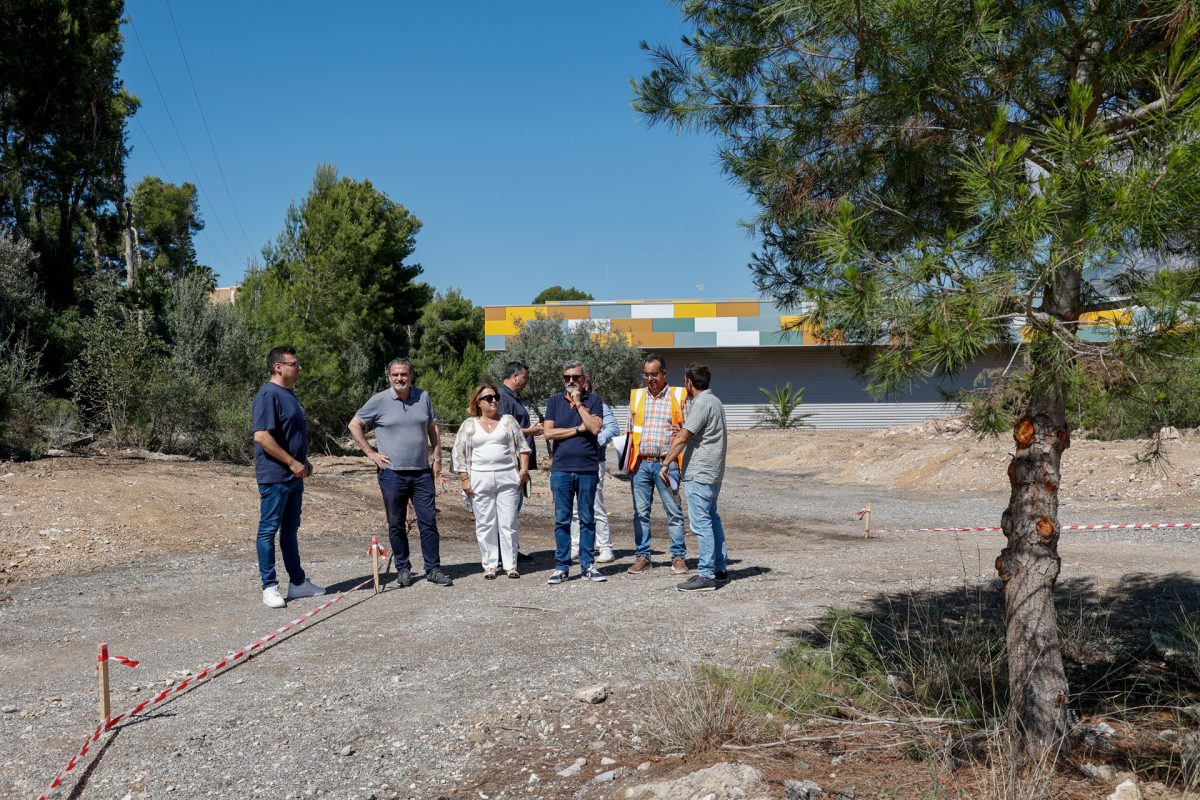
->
[378, 468, 441, 573]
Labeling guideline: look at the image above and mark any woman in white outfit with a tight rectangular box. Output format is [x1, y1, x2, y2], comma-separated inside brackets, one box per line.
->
[452, 385, 531, 579]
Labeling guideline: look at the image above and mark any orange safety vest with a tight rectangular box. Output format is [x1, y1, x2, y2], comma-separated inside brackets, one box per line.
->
[624, 385, 687, 472]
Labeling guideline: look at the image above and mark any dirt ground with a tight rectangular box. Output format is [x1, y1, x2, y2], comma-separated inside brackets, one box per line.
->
[2, 425, 1199, 799]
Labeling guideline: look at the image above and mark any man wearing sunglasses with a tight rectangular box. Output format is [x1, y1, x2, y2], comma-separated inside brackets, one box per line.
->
[542, 360, 607, 584]
[348, 358, 453, 588]
[252, 346, 324, 608]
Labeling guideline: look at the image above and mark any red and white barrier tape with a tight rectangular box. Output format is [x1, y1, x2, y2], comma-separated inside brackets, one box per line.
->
[96, 652, 139, 670]
[367, 543, 389, 558]
[856, 507, 1200, 535]
[37, 575, 373, 800]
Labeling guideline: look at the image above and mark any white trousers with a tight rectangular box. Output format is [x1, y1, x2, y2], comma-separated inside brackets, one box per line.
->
[467, 468, 521, 570]
[571, 462, 611, 551]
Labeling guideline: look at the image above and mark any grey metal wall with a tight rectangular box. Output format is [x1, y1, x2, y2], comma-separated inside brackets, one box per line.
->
[604, 347, 1008, 429]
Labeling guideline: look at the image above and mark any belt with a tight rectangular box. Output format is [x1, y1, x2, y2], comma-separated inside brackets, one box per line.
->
[640, 455, 666, 463]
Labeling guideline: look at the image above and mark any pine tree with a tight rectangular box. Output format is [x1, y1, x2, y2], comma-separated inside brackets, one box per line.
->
[635, 0, 1200, 762]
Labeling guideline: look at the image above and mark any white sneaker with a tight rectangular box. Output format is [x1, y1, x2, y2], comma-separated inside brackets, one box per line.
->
[286, 579, 325, 599]
[262, 586, 286, 608]
[597, 548, 615, 563]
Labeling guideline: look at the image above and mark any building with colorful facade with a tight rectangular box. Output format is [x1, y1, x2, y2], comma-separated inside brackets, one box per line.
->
[484, 298, 1009, 429]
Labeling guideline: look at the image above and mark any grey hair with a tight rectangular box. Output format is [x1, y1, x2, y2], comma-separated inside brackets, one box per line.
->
[386, 357, 414, 376]
[562, 359, 587, 376]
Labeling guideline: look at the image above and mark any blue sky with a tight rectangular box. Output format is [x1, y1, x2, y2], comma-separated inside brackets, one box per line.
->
[119, 2, 762, 307]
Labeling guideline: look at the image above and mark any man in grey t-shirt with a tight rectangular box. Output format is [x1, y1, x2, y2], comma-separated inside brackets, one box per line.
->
[661, 363, 729, 592]
[348, 358, 452, 587]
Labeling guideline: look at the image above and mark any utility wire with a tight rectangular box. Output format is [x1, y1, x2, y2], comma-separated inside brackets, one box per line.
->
[127, 15, 242, 272]
[164, 0, 257, 257]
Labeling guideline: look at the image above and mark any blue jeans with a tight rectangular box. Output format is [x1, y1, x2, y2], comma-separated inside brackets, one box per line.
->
[378, 468, 441, 573]
[257, 478, 307, 589]
[684, 480, 728, 579]
[631, 459, 685, 559]
[552, 470, 598, 571]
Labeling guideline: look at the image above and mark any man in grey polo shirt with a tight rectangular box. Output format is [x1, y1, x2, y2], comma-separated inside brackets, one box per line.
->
[348, 358, 452, 587]
[660, 363, 729, 592]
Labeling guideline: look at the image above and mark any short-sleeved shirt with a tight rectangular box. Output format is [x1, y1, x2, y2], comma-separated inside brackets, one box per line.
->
[637, 384, 677, 457]
[354, 387, 438, 471]
[253, 382, 308, 485]
[498, 383, 537, 470]
[545, 390, 604, 473]
[682, 390, 727, 485]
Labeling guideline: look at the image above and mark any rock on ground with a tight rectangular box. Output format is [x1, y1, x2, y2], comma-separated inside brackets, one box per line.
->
[573, 684, 610, 704]
[1109, 779, 1142, 800]
[625, 762, 772, 800]
[786, 779, 825, 799]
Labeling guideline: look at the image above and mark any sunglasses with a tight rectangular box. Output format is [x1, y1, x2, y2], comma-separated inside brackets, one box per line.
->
[478, 394, 498, 403]
[562, 374, 583, 382]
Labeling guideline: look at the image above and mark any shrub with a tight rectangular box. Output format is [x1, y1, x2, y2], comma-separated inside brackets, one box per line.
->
[0, 334, 50, 457]
[754, 382, 812, 428]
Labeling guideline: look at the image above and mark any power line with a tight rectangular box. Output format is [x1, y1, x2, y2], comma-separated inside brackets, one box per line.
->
[127, 15, 245, 272]
[163, 0, 257, 257]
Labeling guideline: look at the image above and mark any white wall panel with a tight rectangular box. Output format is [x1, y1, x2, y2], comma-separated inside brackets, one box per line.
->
[694, 317, 739, 333]
[715, 331, 762, 347]
[630, 304, 675, 318]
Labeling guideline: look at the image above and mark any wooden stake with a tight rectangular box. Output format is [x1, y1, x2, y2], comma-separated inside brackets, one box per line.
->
[97, 643, 111, 726]
[371, 537, 380, 595]
[863, 503, 873, 539]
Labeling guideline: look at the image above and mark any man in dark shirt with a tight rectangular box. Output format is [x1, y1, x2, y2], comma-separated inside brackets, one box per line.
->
[543, 360, 607, 585]
[252, 346, 325, 608]
[497, 361, 542, 563]
[497, 361, 542, 472]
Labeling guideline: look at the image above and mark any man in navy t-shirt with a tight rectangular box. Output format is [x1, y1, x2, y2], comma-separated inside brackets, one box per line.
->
[542, 360, 607, 585]
[252, 346, 325, 608]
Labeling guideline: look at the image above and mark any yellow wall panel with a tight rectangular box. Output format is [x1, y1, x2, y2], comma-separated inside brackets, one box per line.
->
[504, 305, 539, 324]
[1079, 309, 1132, 326]
[484, 306, 506, 321]
[674, 303, 717, 318]
[485, 319, 518, 336]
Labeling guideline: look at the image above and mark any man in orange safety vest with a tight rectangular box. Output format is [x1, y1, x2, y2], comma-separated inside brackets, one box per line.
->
[622, 353, 688, 575]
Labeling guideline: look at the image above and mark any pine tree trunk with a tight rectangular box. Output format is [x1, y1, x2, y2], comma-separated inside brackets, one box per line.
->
[998, 387, 1072, 764]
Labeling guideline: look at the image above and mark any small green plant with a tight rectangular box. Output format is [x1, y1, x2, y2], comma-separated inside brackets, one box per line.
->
[754, 382, 812, 428]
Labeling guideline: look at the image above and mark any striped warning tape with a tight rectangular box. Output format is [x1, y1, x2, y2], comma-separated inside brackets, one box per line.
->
[855, 508, 1200, 534]
[37, 575, 374, 800]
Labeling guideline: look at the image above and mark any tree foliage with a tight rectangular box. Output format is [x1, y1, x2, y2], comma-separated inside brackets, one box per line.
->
[129, 176, 205, 278]
[238, 164, 432, 447]
[0, 0, 137, 308]
[488, 316, 644, 417]
[0, 235, 50, 456]
[410, 288, 487, 425]
[532, 285, 594, 304]
[636, 0, 1200, 762]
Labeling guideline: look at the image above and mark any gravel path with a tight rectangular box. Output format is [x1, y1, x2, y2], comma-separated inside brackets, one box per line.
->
[2, 464, 1198, 800]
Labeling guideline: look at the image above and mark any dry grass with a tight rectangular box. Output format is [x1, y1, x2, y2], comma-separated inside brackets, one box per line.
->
[641, 580, 1200, 798]
[642, 661, 770, 753]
